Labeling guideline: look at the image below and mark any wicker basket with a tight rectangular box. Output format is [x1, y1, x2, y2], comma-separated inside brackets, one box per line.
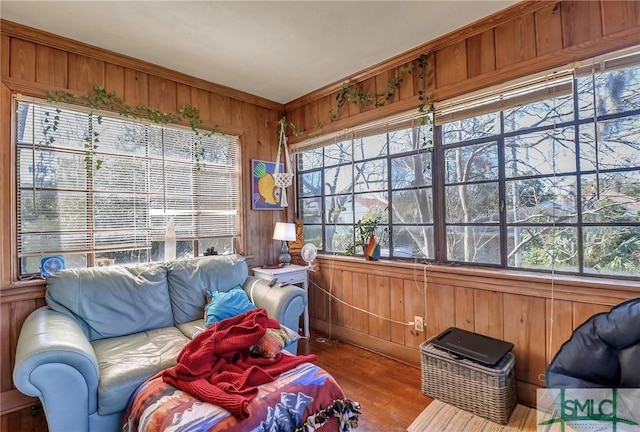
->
[420, 339, 517, 425]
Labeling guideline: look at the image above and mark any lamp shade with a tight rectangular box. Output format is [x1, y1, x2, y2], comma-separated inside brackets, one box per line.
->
[273, 222, 296, 241]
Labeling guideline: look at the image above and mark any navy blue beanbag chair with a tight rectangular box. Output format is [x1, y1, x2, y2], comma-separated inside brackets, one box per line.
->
[546, 297, 640, 388]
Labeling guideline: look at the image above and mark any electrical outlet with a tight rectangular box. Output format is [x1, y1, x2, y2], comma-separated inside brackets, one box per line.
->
[414, 316, 424, 332]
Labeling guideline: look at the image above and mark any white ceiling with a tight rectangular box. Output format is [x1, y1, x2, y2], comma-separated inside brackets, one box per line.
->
[1, 1, 517, 104]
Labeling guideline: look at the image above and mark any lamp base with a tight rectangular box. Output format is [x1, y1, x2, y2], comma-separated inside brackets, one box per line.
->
[277, 241, 292, 266]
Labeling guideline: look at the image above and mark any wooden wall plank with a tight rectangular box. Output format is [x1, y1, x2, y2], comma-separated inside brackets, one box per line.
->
[572, 302, 611, 329]
[435, 41, 467, 88]
[209, 92, 231, 127]
[1, 35, 9, 78]
[535, 3, 564, 56]
[0, 303, 11, 391]
[495, 14, 537, 69]
[503, 293, 546, 386]
[545, 298, 573, 364]
[330, 269, 345, 326]
[68, 53, 104, 93]
[473, 290, 504, 340]
[352, 272, 369, 333]
[389, 277, 404, 345]
[123, 69, 148, 107]
[561, 1, 603, 48]
[191, 87, 210, 122]
[425, 284, 455, 340]
[375, 69, 398, 106]
[176, 83, 191, 110]
[9, 38, 36, 82]
[303, 100, 319, 131]
[229, 99, 243, 129]
[466, 29, 496, 78]
[403, 279, 426, 348]
[147, 75, 176, 114]
[341, 270, 354, 329]
[104, 64, 124, 97]
[601, 0, 640, 36]
[316, 95, 331, 128]
[454, 286, 474, 331]
[367, 274, 390, 340]
[35, 45, 67, 88]
[398, 61, 415, 100]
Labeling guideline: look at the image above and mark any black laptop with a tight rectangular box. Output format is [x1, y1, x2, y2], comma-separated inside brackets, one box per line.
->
[430, 327, 514, 367]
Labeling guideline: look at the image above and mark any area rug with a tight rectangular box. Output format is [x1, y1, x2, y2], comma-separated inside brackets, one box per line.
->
[407, 399, 538, 432]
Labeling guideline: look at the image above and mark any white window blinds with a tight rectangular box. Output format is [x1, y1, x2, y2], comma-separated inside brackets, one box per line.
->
[16, 97, 239, 265]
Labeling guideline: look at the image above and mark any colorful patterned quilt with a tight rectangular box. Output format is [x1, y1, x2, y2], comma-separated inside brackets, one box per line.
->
[123, 361, 360, 432]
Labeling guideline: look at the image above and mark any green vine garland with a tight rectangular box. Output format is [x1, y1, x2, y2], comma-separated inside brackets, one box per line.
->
[285, 54, 431, 139]
[46, 85, 221, 172]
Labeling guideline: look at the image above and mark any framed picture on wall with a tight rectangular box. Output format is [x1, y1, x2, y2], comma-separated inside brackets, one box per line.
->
[251, 159, 284, 210]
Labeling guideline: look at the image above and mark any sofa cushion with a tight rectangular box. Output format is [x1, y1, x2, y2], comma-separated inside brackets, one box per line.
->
[176, 319, 207, 339]
[167, 255, 249, 324]
[46, 263, 173, 341]
[92, 326, 189, 415]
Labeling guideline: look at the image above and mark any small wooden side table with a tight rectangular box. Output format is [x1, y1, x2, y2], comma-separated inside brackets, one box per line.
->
[251, 264, 310, 338]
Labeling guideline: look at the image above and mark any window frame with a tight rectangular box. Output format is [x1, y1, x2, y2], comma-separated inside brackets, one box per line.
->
[13, 96, 241, 278]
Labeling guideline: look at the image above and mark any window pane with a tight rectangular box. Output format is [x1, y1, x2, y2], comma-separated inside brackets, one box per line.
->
[391, 153, 431, 188]
[298, 171, 322, 197]
[324, 140, 352, 166]
[507, 226, 578, 272]
[325, 224, 353, 253]
[442, 113, 498, 145]
[18, 148, 87, 190]
[353, 135, 386, 161]
[582, 171, 640, 223]
[389, 124, 432, 154]
[298, 148, 323, 170]
[506, 176, 578, 223]
[503, 93, 574, 132]
[392, 189, 433, 224]
[583, 226, 640, 276]
[324, 164, 353, 195]
[303, 225, 323, 249]
[578, 68, 640, 119]
[445, 183, 499, 223]
[20, 254, 86, 276]
[96, 249, 149, 267]
[390, 226, 434, 259]
[353, 192, 388, 223]
[444, 142, 498, 183]
[446, 225, 500, 264]
[504, 127, 576, 177]
[300, 197, 323, 223]
[325, 195, 353, 224]
[198, 237, 235, 256]
[580, 116, 640, 171]
[354, 159, 387, 192]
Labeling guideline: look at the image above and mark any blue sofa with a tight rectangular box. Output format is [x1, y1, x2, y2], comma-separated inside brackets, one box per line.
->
[13, 254, 307, 432]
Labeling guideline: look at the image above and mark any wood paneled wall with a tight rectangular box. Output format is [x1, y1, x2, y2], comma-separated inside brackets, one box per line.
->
[284, 0, 640, 142]
[2, 0, 640, 422]
[0, 19, 289, 415]
[307, 256, 640, 407]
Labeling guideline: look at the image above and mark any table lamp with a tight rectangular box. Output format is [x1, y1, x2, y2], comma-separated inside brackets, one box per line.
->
[273, 222, 296, 265]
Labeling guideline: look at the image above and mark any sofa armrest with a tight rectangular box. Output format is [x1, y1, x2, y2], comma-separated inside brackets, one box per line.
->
[13, 307, 100, 430]
[244, 276, 307, 334]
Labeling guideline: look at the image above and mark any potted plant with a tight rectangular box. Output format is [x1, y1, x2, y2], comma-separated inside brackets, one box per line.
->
[345, 213, 388, 260]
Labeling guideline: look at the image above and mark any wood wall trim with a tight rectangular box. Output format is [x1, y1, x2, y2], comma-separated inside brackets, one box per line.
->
[285, 1, 553, 110]
[0, 19, 284, 112]
[430, 25, 640, 103]
[0, 283, 45, 304]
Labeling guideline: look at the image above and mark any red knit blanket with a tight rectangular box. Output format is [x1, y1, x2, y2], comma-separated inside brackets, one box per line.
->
[163, 308, 316, 418]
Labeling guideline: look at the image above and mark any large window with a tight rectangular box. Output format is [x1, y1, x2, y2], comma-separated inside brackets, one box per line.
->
[16, 98, 239, 277]
[296, 48, 640, 279]
[296, 121, 434, 260]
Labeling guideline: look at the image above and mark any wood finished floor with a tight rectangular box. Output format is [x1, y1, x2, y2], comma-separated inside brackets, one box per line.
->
[1, 333, 429, 432]
[298, 332, 430, 432]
